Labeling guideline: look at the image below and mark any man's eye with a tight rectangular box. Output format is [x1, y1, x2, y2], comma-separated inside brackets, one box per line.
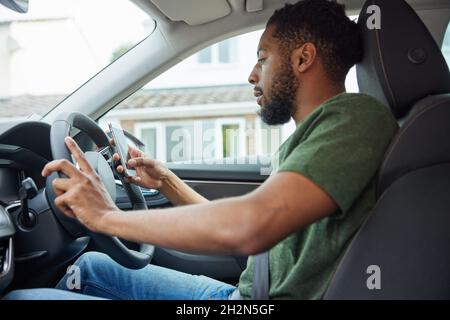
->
[258, 58, 266, 64]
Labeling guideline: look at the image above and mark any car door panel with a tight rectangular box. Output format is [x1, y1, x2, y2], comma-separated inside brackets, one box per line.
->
[149, 162, 266, 282]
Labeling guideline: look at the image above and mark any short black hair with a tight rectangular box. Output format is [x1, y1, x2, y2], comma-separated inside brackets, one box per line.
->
[267, 0, 362, 83]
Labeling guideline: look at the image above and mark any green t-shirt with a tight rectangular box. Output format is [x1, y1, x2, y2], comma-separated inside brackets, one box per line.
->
[238, 92, 398, 299]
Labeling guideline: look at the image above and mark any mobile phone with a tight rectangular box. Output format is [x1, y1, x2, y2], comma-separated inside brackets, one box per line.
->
[108, 123, 136, 177]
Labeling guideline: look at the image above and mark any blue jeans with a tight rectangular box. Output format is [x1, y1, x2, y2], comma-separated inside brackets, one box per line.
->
[3, 251, 237, 300]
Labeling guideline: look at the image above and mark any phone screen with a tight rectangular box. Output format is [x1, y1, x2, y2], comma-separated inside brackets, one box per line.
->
[108, 123, 136, 177]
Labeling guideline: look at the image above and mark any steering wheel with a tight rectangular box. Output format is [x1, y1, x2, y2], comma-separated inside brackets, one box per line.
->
[45, 112, 154, 269]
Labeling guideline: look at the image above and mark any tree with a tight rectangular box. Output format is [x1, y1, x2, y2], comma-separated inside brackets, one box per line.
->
[110, 43, 134, 63]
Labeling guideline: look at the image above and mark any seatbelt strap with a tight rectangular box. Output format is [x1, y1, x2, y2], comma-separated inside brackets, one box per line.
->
[251, 251, 269, 300]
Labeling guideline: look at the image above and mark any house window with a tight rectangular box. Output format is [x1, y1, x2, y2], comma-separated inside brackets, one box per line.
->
[222, 123, 240, 157]
[165, 123, 195, 162]
[135, 122, 165, 161]
[164, 121, 216, 163]
[218, 41, 232, 63]
[197, 39, 236, 65]
[141, 128, 157, 159]
[134, 119, 248, 164]
[215, 118, 246, 159]
[197, 47, 212, 64]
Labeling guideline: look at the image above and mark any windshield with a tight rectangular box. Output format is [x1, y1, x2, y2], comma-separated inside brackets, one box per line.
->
[0, 0, 153, 121]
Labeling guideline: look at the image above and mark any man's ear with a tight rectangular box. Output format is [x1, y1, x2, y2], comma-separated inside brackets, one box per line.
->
[292, 43, 317, 74]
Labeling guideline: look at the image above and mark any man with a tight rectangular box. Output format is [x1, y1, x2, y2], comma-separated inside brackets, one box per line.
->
[5, 0, 398, 300]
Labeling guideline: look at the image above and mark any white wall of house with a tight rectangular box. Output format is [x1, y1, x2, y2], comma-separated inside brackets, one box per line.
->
[146, 30, 264, 89]
[0, 23, 12, 96]
[0, 0, 149, 97]
[6, 18, 99, 96]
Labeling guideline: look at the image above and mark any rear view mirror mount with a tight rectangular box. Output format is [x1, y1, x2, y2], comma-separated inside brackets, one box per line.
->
[0, 0, 29, 13]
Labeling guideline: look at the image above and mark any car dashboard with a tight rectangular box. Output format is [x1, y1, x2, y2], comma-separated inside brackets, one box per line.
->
[0, 206, 14, 295]
[0, 121, 53, 295]
[0, 120, 172, 295]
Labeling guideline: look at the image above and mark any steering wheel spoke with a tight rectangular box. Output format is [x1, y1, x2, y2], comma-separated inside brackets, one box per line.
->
[46, 112, 153, 269]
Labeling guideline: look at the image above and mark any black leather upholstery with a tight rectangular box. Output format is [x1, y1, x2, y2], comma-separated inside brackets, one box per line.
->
[377, 94, 450, 195]
[357, 0, 450, 119]
[324, 0, 450, 299]
[325, 163, 450, 299]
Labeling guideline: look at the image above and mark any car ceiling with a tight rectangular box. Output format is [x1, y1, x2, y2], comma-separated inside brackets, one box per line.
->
[132, 0, 450, 26]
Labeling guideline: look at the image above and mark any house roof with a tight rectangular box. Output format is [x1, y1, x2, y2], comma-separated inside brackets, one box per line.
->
[0, 94, 66, 118]
[0, 85, 255, 118]
[117, 85, 254, 109]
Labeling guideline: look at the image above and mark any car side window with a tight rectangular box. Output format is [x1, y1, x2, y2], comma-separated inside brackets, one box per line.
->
[101, 29, 359, 165]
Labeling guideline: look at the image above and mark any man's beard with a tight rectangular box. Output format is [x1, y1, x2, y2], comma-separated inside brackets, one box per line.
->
[258, 63, 298, 126]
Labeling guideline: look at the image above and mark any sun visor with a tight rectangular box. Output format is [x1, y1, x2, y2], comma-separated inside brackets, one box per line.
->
[150, 0, 232, 26]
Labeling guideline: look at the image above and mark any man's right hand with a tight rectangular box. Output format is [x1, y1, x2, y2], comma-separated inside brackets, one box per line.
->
[108, 135, 207, 206]
[113, 145, 170, 189]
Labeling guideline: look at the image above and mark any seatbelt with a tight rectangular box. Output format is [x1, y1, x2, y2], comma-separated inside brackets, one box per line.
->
[251, 251, 269, 300]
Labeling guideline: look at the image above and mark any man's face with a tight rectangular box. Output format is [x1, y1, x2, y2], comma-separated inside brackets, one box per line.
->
[248, 25, 299, 125]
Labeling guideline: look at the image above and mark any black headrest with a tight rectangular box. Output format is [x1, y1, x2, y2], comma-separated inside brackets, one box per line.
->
[357, 0, 450, 119]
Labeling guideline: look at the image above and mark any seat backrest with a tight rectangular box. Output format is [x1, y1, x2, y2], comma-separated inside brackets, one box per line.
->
[324, 0, 450, 299]
[355, 0, 450, 120]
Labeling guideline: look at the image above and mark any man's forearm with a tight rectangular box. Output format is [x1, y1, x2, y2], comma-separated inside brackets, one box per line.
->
[101, 194, 273, 256]
[160, 170, 208, 206]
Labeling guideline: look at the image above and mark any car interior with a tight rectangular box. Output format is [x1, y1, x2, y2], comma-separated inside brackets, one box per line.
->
[1, 0, 450, 299]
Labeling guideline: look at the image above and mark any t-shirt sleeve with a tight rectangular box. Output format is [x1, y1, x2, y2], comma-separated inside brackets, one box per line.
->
[277, 107, 395, 217]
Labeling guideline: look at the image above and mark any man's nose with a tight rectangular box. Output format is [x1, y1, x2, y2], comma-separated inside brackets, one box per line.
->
[248, 65, 258, 85]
